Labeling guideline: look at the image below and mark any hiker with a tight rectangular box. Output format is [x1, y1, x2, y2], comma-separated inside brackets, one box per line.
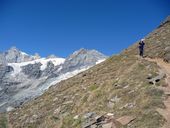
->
[139, 39, 145, 57]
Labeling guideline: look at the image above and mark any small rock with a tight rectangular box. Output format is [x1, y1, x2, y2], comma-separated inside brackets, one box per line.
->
[53, 97, 58, 102]
[148, 73, 165, 85]
[53, 107, 61, 115]
[106, 113, 114, 117]
[102, 122, 113, 128]
[164, 91, 170, 96]
[74, 115, 79, 120]
[33, 114, 38, 119]
[63, 100, 73, 105]
[128, 90, 135, 94]
[116, 116, 135, 125]
[6, 106, 14, 112]
[81, 85, 87, 90]
[107, 101, 115, 108]
[83, 112, 96, 119]
[164, 46, 170, 53]
[91, 124, 97, 128]
[147, 74, 153, 79]
[121, 102, 135, 109]
[110, 95, 121, 103]
[123, 85, 129, 89]
[164, 53, 170, 63]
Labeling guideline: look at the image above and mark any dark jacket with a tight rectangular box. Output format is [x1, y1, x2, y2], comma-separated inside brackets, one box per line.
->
[139, 41, 145, 50]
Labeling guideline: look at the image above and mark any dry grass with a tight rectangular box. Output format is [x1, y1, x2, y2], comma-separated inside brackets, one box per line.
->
[7, 18, 170, 128]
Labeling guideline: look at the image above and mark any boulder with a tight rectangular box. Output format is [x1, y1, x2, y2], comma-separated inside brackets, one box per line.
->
[148, 73, 166, 85]
[82, 113, 118, 128]
[116, 116, 135, 125]
[21, 63, 42, 78]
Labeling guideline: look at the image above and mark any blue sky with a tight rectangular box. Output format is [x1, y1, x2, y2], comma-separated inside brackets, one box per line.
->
[0, 0, 170, 57]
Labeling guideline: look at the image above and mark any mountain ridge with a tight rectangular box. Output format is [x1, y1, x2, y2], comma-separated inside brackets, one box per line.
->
[6, 15, 170, 128]
[0, 15, 169, 128]
[0, 47, 107, 113]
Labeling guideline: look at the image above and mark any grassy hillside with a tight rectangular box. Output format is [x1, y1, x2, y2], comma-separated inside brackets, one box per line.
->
[8, 56, 166, 128]
[8, 16, 170, 128]
[123, 17, 170, 61]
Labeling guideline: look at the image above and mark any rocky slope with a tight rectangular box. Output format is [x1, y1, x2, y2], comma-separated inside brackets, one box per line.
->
[2, 16, 170, 128]
[0, 48, 107, 113]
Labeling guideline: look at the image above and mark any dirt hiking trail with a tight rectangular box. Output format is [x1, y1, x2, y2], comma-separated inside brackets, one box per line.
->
[146, 58, 170, 128]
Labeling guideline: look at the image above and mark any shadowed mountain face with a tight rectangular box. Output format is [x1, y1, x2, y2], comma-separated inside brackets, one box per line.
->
[3, 16, 170, 128]
[0, 48, 107, 112]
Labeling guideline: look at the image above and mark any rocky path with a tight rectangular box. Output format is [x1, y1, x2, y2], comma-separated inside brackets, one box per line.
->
[146, 58, 170, 128]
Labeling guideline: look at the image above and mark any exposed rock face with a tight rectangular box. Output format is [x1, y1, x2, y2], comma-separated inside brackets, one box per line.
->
[0, 47, 107, 112]
[61, 48, 107, 73]
[82, 112, 120, 128]
[22, 63, 42, 79]
[4, 47, 34, 63]
[0, 65, 13, 81]
[0, 53, 7, 66]
[42, 61, 59, 78]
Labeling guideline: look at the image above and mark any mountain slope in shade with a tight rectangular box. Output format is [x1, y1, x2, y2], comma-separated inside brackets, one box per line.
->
[7, 16, 170, 128]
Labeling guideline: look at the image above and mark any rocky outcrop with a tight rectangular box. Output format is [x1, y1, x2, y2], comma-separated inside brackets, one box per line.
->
[0, 53, 7, 66]
[81, 112, 135, 128]
[61, 48, 107, 73]
[4, 47, 33, 63]
[0, 65, 13, 80]
[42, 61, 59, 78]
[82, 112, 117, 128]
[0, 47, 107, 112]
[21, 63, 42, 79]
[1, 47, 42, 63]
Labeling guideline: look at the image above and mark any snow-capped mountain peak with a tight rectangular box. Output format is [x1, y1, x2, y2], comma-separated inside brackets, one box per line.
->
[0, 47, 107, 112]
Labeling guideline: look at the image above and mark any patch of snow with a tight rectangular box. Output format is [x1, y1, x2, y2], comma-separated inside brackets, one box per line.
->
[0, 102, 7, 107]
[48, 66, 91, 89]
[9, 59, 102, 108]
[21, 51, 29, 56]
[8, 57, 65, 76]
[57, 66, 63, 72]
[6, 106, 14, 112]
[96, 59, 106, 64]
[8, 63, 22, 76]
[39, 58, 65, 70]
[12, 66, 91, 103]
